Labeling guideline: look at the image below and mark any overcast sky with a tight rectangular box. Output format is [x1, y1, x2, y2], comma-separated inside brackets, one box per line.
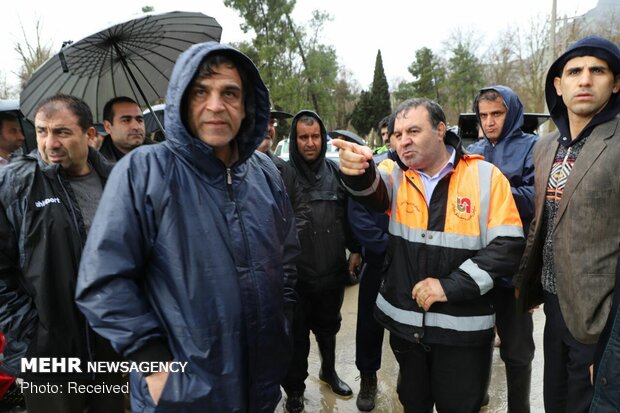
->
[3, 0, 599, 93]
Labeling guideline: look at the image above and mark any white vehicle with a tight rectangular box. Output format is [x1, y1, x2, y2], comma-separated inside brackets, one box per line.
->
[274, 138, 339, 164]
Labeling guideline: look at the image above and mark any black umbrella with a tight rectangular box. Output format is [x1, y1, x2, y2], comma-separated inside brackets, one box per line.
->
[19, 10, 222, 135]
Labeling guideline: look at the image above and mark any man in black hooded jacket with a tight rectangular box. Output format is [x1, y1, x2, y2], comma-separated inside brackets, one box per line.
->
[0, 94, 123, 413]
[282, 110, 361, 413]
[515, 35, 620, 413]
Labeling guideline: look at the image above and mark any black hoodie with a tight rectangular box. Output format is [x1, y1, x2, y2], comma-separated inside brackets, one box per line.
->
[545, 35, 620, 145]
[287, 110, 360, 291]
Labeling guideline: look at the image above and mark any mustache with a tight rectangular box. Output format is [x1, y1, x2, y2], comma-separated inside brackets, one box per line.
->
[46, 149, 66, 157]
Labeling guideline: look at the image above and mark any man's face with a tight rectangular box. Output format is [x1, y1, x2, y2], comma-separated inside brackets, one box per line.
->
[393, 106, 446, 172]
[0, 119, 25, 154]
[478, 97, 507, 143]
[103, 102, 145, 154]
[35, 103, 92, 176]
[187, 64, 246, 148]
[554, 56, 620, 121]
[296, 121, 322, 162]
[257, 117, 277, 153]
[380, 126, 389, 145]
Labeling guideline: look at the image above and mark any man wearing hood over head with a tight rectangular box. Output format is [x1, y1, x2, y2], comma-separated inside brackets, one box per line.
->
[257, 109, 310, 236]
[514, 35, 620, 413]
[282, 110, 361, 413]
[468, 85, 537, 413]
[75, 42, 300, 412]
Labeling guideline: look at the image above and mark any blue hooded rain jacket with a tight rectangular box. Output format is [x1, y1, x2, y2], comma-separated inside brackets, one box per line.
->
[467, 85, 538, 287]
[76, 42, 299, 412]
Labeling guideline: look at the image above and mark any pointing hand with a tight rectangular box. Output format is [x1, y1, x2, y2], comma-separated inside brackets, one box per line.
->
[331, 139, 373, 176]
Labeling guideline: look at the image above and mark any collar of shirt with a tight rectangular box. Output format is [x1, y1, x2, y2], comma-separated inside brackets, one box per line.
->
[414, 146, 455, 206]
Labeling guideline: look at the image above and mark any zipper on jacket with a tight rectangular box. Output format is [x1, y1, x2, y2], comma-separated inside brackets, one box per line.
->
[225, 165, 262, 383]
[56, 172, 96, 379]
[226, 167, 234, 199]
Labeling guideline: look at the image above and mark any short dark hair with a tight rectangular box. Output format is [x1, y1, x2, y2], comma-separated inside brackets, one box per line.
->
[297, 115, 319, 128]
[393, 98, 446, 131]
[103, 96, 140, 123]
[378, 115, 389, 131]
[477, 89, 502, 104]
[34, 94, 93, 132]
[0, 112, 19, 132]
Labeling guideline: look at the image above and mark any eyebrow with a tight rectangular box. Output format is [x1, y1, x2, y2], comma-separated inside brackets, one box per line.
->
[36, 126, 73, 134]
[566, 64, 609, 73]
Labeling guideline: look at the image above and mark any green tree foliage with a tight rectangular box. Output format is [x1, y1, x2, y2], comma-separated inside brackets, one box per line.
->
[408, 47, 446, 102]
[350, 50, 391, 138]
[446, 42, 483, 119]
[349, 90, 374, 136]
[224, 0, 340, 132]
[369, 50, 392, 125]
[392, 80, 416, 106]
[333, 68, 359, 130]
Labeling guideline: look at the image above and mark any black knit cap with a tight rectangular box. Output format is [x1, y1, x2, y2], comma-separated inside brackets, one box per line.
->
[550, 35, 620, 78]
[546, 35, 620, 117]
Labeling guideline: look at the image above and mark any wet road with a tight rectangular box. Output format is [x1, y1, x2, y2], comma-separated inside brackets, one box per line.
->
[275, 283, 545, 412]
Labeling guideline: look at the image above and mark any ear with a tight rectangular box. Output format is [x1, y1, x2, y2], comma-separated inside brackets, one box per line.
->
[436, 121, 447, 141]
[103, 120, 112, 135]
[86, 126, 97, 142]
[553, 77, 563, 96]
[613, 74, 620, 94]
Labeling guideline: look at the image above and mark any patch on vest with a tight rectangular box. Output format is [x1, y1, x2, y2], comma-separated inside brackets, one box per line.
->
[453, 196, 476, 220]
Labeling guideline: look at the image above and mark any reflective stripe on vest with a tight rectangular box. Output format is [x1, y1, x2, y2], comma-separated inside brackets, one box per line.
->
[376, 293, 495, 332]
[389, 220, 484, 250]
[460, 258, 493, 295]
[342, 170, 382, 197]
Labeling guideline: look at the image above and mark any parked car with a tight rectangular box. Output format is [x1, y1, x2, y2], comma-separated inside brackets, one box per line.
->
[274, 137, 340, 164]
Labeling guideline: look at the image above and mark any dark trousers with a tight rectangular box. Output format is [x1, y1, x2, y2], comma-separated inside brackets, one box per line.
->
[543, 292, 597, 413]
[495, 286, 535, 367]
[23, 373, 125, 413]
[389, 333, 492, 413]
[355, 262, 385, 374]
[282, 287, 345, 393]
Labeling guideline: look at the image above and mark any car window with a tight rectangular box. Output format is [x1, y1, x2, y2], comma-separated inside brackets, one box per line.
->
[275, 139, 289, 160]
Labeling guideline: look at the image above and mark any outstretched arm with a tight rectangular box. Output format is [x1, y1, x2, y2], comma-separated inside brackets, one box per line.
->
[332, 139, 390, 213]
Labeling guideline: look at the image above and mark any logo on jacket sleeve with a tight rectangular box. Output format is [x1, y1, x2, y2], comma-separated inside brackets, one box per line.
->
[34, 198, 61, 208]
[453, 196, 475, 220]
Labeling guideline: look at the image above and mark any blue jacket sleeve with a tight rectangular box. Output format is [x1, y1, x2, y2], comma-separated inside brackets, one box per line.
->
[347, 198, 388, 256]
[510, 143, 536, 229]
[75, 159, 172, 363]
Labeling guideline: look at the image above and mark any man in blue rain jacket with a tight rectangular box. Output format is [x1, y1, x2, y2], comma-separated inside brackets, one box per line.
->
[76, 42, 300, 412]
[467, 85, 538, 413]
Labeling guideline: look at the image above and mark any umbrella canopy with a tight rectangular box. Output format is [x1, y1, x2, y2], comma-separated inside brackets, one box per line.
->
[19, 11, 222, 127]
